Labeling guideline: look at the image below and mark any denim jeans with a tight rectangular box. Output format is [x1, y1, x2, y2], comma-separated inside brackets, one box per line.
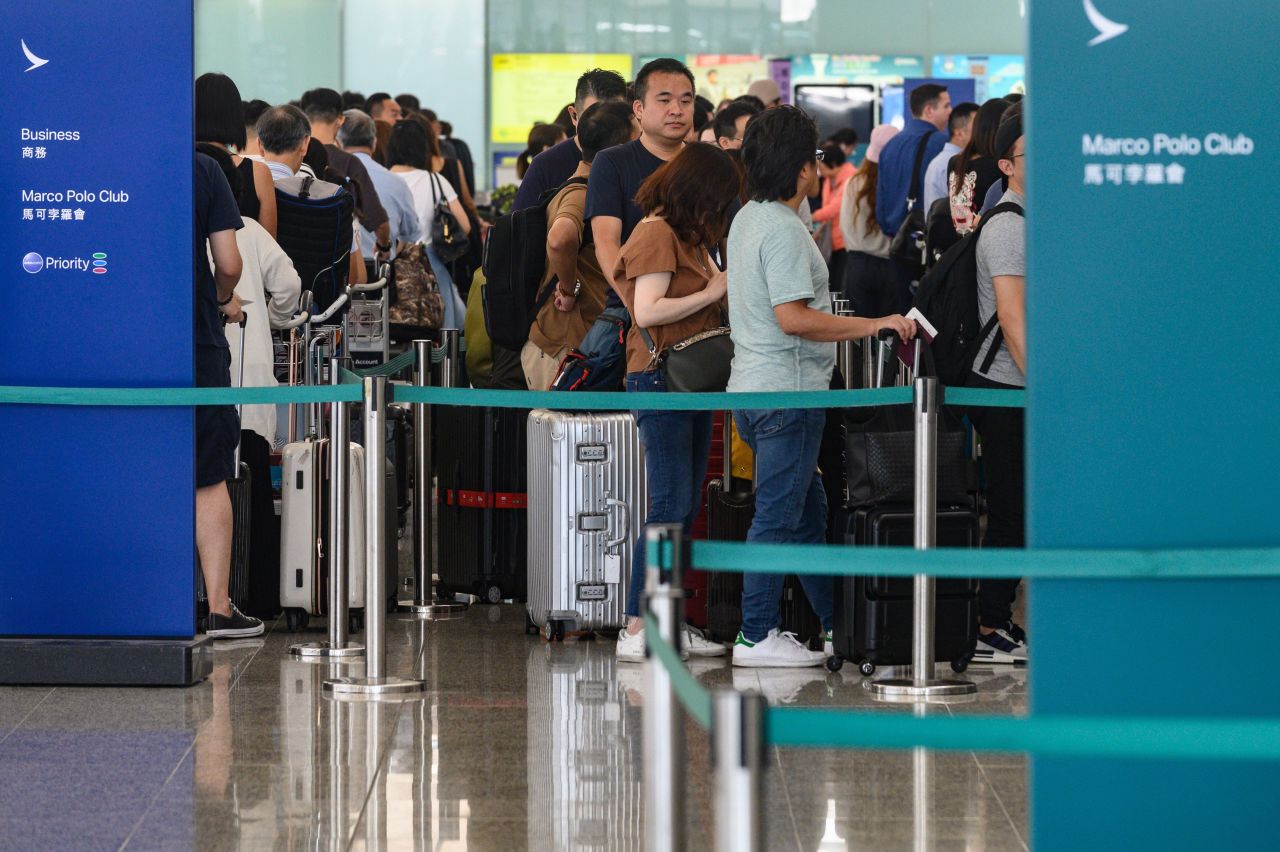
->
[426, 245, 466, 331]
[624, 370, 713, 618]
[732, 407, 834, 642]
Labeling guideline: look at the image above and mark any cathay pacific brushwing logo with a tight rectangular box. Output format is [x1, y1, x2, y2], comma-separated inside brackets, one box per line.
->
[1084, 0, 1129, 46]
[21, 39, 49, 72]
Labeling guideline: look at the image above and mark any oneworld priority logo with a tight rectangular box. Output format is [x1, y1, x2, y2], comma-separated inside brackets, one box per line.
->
[19, 251, 107, 274]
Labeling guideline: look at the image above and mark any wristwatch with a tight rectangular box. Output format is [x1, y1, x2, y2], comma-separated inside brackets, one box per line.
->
[559, 280, 582, 299]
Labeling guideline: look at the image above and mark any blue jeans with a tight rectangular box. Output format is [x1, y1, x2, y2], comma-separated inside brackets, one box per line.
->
[625, 370, 713, 618]
[732, 407, 834, 642]
[426, 245, 466, 331]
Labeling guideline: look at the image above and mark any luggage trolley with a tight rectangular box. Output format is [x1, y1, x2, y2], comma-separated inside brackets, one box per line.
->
[346, 262, 391, 370]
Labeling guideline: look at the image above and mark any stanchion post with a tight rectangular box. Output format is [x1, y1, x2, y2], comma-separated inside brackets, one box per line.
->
[400, 339, 464, 617]
[439, 328, 461, 388]
[644, 523, 686, 852]
[291, 358, 364, 659]
[713, 690, 765, 852]
[870, 376, 976, 700]
[325, 376, 426, 698]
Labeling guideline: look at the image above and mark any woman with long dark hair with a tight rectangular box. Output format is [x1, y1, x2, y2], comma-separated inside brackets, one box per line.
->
[386, 119, 470, 329]
[948, 98, 1010, 235]
[517, 123, 567, 179]
[613, 143, 742, 662]
[195, 72, 277, 238]
[839, 124, 900, 317]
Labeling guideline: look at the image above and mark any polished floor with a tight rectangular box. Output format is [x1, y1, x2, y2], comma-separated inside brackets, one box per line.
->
[0, 600, 1028, 851]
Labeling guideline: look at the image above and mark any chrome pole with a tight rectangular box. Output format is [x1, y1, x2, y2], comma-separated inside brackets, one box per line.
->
[292, 358, 364, 659]
[326, 376, 427, 698]
[644, 524, 686, 852]
[438, 328, 461, 389]
[400, 339, 464, 617]
[713, 690, 765, 852]
[871, 377, 975, 700]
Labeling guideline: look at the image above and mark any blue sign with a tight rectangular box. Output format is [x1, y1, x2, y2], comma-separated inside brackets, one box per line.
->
[1028, 1, 1280, 847]
[0, 2, 195, 638]
[932, 54, 1026, 101]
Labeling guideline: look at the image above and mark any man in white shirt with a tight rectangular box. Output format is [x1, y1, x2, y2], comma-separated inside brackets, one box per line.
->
[255, 105, 311, 182]
[923, 102, 978, 212]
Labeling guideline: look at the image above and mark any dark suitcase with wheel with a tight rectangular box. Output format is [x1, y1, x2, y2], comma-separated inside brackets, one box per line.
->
[435, 405, 528, 603]
[829, 506, 979, 675]
[703, 416, 823, 646]
[827, 331, 979, 675]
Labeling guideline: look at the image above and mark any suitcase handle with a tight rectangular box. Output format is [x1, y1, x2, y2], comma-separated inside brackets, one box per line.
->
[604, 497, 629, 549]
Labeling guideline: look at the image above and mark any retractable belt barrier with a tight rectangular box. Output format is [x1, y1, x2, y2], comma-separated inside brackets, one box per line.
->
[0, 382, 1025, 411]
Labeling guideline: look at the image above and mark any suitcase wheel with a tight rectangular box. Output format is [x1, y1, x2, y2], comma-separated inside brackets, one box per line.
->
[285, 609, 308, 633]
[525, 613, 540, 636]
[950, 653, 972, 674]
[825, 655, 844, 673]
[543, 619, 567, 642]
[484, 584, 503, 604]
[858, 660, 876, 677]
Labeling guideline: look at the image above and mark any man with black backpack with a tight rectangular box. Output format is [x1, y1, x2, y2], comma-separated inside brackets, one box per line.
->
[520, 102, 638, 388]
[875, 84, 951, 311]
[969, 101, 1027, 664]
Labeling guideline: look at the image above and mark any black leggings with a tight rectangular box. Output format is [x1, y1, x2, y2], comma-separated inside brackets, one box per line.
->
[966, 372, 1025, 627]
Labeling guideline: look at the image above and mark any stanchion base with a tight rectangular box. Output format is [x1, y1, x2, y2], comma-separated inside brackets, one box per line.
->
[397, 598, 467, 619]
[290, 641, 365, 659]
[868, 677, 978, 702]
[323, 675, 428, 699]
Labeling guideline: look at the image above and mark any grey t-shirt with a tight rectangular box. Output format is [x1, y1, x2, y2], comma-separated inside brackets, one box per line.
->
[727, 200, 835, 393]
[973, 189, 1026, 387]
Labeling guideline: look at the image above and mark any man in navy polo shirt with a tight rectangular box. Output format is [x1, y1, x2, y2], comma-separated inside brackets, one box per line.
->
[512, 68, 628, 212]
[875, 84, 951, 310]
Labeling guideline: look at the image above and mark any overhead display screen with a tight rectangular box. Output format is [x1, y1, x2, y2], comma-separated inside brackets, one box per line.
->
[490, 53, 632, 144]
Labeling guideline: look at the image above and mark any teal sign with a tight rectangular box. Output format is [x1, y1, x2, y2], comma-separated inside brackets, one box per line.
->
[1027, 1, 1280, 848]
[790, 54, 924, 84]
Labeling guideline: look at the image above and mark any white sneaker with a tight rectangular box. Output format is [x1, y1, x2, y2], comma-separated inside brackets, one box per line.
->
[732, 629, 828, 668]
[683, 625, 727, 657]
[974, 628, 1028, 665]
[615, 625, 690, 664]
[732, 668, 826, 704]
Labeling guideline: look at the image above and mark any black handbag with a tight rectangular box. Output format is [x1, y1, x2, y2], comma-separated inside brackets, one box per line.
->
[639, 326, 734, 393]
[428, 171, 470, 263]
[888, 135, 934, 278]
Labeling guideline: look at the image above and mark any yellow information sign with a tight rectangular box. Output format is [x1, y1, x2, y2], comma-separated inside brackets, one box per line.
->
[490, 54, 633, 145]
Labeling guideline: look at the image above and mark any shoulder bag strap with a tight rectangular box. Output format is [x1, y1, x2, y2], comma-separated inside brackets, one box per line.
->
[906, 134, 932, 209]
[973, 202, 1024, 373]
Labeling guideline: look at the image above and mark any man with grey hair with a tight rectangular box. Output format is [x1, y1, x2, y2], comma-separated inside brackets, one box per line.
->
[256, 105, 312, 182]
[338, 109, 421, 262]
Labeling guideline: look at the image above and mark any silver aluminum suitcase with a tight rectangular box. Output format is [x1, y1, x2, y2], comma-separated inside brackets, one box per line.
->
[526, 642, 641, 851]
[526, 410, 646, 638]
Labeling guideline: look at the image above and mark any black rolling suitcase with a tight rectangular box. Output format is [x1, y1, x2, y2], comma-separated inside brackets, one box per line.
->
[435, 405, 528, 603]
[828, 333, 979, 676]
[703, 416, 822, 646]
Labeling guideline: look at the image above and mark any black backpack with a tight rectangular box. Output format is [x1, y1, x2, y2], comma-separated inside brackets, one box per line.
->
[912, 201, 1023, 386]
[274, 175, 355, 312]
[481, 177, 589, 350]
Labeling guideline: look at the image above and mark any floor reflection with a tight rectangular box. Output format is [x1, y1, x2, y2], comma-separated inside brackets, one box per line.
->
[0, 606, 1029, 851]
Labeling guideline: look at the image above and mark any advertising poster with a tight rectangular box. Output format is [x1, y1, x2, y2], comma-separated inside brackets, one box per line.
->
[790, 54, 925, 86]
[932, 54, 1026, 101]
[688, 55, 770, 105]
[491, 53, 632, 144]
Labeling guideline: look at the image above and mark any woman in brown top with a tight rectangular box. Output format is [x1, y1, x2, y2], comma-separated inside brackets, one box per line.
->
[613, 143, 741, 654]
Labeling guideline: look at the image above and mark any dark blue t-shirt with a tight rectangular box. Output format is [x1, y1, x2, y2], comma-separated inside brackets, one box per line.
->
[512, 136, 583, 212]
[584, 139, 666, 309]
[195, 152, 244, 349]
